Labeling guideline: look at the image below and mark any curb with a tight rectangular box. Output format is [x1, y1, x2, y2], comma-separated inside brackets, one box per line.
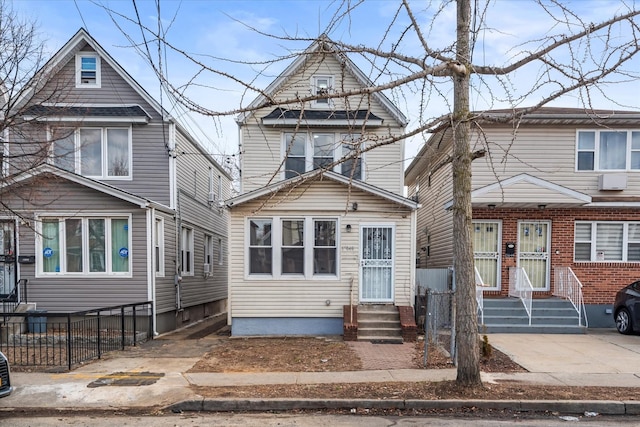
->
[168, 398, 640, 415]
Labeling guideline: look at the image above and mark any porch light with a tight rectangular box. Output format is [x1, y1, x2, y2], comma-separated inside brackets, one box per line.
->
[352, 202, 358, 211]
[346, 224, 352, 232]
[488, 204, 496, 210]
[538, 204, 546, 210]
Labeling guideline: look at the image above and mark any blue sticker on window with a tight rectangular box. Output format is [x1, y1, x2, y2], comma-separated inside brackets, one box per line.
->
[119, 248, 129, 258]
[43, 248, 54, 258]
[124, 225, 128, 231]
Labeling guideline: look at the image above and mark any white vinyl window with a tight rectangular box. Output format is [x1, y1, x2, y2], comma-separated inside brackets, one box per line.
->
[204, 234, 212, 274]
[311, 75, 332, 107]
[574, 221, 640, 262]
[39, 216, 130, 275]
[576, 130, 640, 171]
[50, 127, 132, 179]
[247, 217, 337, 278]
[181, 227, 194, 275]
[76, 53, 101, 88]
[283, 132, 364, 180]
[218, 237, 223, 266]
[154, 218, 164, 276]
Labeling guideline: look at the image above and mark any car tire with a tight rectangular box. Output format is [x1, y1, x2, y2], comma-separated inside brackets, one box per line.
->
[616, 308, 633, 335]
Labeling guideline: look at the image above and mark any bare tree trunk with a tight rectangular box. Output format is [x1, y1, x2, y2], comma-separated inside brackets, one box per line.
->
[453, 0, 481, 386]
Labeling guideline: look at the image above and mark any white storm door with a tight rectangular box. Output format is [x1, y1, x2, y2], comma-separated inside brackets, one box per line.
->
[360, 225, 394, 302]
[473, 220, 501, 291]
[518, 220, 551, 291]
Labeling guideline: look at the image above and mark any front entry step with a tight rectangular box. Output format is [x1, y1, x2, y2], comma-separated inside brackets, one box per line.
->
[357, 304, 403, 343]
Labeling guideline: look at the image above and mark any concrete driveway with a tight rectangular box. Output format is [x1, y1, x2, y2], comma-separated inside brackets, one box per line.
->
[488, 329, 640, 377]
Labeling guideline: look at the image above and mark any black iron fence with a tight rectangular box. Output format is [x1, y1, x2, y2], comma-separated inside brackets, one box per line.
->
[0, 302, 153, 371]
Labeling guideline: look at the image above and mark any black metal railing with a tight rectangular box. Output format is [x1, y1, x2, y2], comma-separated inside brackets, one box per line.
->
[0, 279, 28, 313]
[0, 301, 153, 371]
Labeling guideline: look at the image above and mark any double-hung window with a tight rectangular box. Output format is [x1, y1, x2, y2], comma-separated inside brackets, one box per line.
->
[576, 130, 640, 171]
[284, 133, 307, 179]
[50, 127, 131, 179]
[204, 234, 213, 273]
[154, 218, 165, 276]
[283, 131, 364, 180]
[76, 53, 101, 88]
[181, 227, 194, 275]
[249, 219, 272, 274]
[248, 217, 337, 278]
[574, 221, 640, 262]
[39, 216, 130, 275]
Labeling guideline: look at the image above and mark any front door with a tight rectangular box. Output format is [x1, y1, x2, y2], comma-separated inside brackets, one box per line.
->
[360, 225, 394, 302]
[473, 220, 501, 290]
[0, 220, 16, 296]
[518, 220, 551, 291]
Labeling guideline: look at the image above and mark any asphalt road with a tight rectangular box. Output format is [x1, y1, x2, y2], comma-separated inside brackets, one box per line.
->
[2, 413, 640, 426]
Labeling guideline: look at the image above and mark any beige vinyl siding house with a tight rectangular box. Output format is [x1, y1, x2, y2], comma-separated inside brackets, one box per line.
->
[2, 28, 231, 334]
[405, 107, 640, 329]
[230, 36, 418, 337]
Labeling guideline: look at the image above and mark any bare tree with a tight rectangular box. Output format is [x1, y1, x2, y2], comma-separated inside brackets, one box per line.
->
[0, 0, 79, 220]
[106, 0, 640, 386]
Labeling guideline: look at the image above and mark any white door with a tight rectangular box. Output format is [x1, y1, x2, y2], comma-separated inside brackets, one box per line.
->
[473, 220, 502, 290]
[360, 225, 394, 302]
[518, 220, 551, 291]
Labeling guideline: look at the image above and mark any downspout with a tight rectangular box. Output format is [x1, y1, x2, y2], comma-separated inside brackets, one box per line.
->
[175, 189, 182, 311]
[148, 207, 158, 335]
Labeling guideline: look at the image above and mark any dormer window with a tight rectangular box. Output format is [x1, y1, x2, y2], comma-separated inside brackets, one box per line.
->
[76, 53, 101, 88]
[311, 75, 332, 107]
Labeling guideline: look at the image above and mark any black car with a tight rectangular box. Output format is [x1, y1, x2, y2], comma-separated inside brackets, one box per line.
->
[614, 281, 640, 334]
[0, 351, 12, 398]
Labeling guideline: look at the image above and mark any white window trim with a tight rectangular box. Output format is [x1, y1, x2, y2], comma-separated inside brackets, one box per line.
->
[246, 216, 339, 280]
[218, 237, 223, 266]
[310, 75, 333, 108]
[281, 131, 365, 180]
[574, 220, 640, 262]
[575, 129, 640, 172]
[35, 213, 132, 277]
[154, 217, 165, 277]
[204, 233, 213, 275]
[181, 226, 194, 276]
[49, 126, 133, 180]
[75, 53, 101, 88]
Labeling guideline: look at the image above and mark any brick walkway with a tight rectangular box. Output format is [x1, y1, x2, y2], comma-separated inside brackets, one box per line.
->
[347, 341, 418, 370]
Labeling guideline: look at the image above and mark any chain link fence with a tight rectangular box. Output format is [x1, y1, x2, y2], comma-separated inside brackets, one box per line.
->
[415, 268, 456, 367]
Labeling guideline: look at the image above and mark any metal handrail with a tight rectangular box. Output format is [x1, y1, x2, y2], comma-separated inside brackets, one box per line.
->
[509, 267, 533, 325]
[554, 266, 588, 328]
[474, 266, 485, 325]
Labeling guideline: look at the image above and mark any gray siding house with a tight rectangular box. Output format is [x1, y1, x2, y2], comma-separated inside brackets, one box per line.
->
[0, 29, 231, 334]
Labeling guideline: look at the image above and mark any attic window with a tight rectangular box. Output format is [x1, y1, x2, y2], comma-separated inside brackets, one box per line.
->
[311, 75, 332, 107]
[76, 54, 101, 88]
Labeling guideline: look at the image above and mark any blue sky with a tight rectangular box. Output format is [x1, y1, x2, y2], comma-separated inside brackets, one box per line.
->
[12, 0, 640, 161]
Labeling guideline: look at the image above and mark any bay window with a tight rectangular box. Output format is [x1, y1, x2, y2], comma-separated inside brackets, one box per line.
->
[576, 130, 640, 171]
[40, 216, 130, 275]
[574, 221, 640, 262]
[248, 217, 337, 278]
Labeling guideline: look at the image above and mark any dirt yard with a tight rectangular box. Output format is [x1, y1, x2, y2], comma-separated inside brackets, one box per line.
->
[187, 335, 638, 401]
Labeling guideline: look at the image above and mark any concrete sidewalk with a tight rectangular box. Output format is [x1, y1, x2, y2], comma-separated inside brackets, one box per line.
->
[1, 327, 640, 415]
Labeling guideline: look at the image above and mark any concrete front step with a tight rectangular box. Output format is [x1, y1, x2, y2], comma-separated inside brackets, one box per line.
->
[357, 304, 403, 342]
[480, 297, 585, 334]
[356, 335, 404, 344]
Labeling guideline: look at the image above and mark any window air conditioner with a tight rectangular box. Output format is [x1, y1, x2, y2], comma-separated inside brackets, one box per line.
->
[203, 263, 211, 274]
[208, 192, 217, 203]
[598, 174, 627, 191]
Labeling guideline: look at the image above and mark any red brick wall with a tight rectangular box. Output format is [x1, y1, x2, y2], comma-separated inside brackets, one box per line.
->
[474, 207, 640, 304]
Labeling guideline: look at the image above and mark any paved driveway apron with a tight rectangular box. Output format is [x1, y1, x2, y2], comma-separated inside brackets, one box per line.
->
[488, 329, 640, 387]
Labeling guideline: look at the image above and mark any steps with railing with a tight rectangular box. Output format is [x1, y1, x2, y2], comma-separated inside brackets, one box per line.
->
[479, 297, 586, 333]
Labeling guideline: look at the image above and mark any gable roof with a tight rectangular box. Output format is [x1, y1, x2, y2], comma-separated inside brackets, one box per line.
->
[443, 173, 591, 209]
[236, 35, 407, 127]
[227, 170, 419, 210]
[2, 164, 173, 214]
[16, 28, 232, 181]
